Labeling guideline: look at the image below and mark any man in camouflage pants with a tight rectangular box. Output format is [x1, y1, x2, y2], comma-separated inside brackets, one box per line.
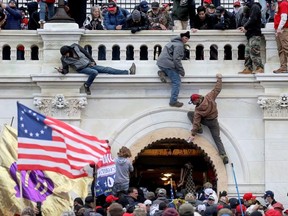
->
[238, 0, 264, 74]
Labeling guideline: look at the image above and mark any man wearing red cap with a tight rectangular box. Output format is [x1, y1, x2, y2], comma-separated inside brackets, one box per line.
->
[187, 73, 228, 164]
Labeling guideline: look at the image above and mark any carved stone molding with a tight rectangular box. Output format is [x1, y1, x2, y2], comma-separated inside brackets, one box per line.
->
[257, 93, 288, 119]
[33, 94, 87, 118]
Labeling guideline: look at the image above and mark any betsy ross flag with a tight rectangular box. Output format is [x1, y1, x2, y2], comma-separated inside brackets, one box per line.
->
[17, 102, 109, 179]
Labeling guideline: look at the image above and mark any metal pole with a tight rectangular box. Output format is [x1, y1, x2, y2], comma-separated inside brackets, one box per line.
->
[231, 163, 244, 216]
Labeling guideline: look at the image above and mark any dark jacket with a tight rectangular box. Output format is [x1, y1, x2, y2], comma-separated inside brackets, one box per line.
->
[104, 7, 129, 30]
[243, 2, 262, 39]
[157, 36, 185, 76]
[211, 11, 236, 30]
[61, 43, 95, 73]
[192, 14, 214, 29]
[3, 6, 22, 29]
[27, 2, 39, 30]
[123, 11, 149, 32]
[172, 0, 195, 27]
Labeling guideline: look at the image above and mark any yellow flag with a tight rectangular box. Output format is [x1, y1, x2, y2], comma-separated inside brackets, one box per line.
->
[0, 125, 92, 216]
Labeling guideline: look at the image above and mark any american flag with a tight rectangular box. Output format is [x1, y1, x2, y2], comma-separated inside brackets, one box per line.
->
[17, 102, 109, 179]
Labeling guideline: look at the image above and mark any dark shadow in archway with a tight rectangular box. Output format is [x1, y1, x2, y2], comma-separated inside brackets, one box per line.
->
[130, 138, 217, 197]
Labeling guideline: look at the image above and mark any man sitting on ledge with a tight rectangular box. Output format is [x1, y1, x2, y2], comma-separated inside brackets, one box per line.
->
[56, 43, 136, 95]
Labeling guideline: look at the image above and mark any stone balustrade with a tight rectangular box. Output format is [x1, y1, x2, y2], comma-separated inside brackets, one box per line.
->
[0, 23, 278, 76]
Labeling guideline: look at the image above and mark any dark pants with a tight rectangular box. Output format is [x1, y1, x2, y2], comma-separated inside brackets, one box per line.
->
[187, 111, 226, 155]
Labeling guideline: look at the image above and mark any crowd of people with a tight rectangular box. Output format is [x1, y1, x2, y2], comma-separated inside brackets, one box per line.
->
[0, 0, 276, 31]
[20, 185, 288, 216]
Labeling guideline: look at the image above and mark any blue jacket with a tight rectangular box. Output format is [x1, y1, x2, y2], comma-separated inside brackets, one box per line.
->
[4, 6, 22, 30]
[104, 7, 129, 30]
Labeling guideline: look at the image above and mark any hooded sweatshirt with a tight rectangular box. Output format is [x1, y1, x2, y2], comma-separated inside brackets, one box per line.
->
[157, 36, 185, 76]
[114, 157, 134, 184]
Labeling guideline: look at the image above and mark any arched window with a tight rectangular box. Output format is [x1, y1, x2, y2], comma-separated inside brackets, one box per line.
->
[84, 45, 92, 56]
[154, 45, 162, 60]
[17, 45, 25, 60]
[238, 44, 245, 60]
[112, 45, 120, 60]
[140, 45, 148, 60]
[210, 45, 218, 60]
[3, 45, 11, 60]
[196, 45, 204, 60]
[98, 45, 106, 60]
[183, 44, 190, 60]
[31, 45, 39, 60]
[224, 45, 232, 60]
[126, 45, 134, 60]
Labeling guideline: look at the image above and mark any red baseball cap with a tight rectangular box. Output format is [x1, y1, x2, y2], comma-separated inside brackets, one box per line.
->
[105, 195, 119, 203]
[233, 1, 241, 7]
[243, 192, 256, 201]
[189, 94, 201, 104]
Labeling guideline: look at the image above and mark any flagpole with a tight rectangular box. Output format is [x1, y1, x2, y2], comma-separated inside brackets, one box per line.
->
[19, 171, 24, 209]
[10, 116, 14, 127]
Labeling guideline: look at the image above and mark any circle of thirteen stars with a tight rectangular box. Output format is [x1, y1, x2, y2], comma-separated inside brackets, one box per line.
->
[20, 108, 48, 138]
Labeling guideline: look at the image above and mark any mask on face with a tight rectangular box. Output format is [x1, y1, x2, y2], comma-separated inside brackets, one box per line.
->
[234, 8, 240, 13]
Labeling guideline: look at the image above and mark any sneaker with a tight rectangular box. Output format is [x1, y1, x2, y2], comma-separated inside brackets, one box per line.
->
[158, 70, 167, 83]
[220, 154, 229, 164]
[84, 84, 91, 95]
[129, 63, 136, 75]
[273, 67, 288, 73]
[169, 101, 183, 107]
[238, 67, 253, 74]
[252, 67, 264, 74]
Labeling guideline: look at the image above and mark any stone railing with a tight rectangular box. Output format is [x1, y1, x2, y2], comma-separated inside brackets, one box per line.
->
[0, 23, 278, 76]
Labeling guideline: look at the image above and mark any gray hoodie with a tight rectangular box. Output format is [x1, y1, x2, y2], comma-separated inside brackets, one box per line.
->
[114, 157, 134, 184]
[156, 36, 185, 76]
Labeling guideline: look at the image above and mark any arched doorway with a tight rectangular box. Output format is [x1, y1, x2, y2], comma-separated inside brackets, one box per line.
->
[130, 138, 218, 198]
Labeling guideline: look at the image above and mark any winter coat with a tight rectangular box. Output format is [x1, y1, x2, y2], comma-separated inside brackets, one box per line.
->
[114, 156, 134, 184]
[27, 2, 39, 30]
[157, 36, 185, 76]
[61, 43, 95, 73]
[3, 6, 22, 29]
[243, 2, 262, 39]
[191, 78, 222, 136]
[123, 11, 149, 32]
[172, 0, 195, 25]
[211, 11, 236, 30]
[104, 7, 129, 30]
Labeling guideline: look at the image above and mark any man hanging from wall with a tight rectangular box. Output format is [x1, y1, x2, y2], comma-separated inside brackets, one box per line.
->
[187, 73, 229, 164]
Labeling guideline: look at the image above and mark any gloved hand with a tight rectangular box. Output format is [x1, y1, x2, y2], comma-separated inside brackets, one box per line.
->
[131, 27, 138, 34]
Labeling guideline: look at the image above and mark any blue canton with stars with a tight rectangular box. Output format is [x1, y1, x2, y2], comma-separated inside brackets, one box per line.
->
[17, 102, 52, 140]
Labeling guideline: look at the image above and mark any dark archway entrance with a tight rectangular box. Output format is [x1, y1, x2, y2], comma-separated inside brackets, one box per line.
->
[130, 138, 217, 197]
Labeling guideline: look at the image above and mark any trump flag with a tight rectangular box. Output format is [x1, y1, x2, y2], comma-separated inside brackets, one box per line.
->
[0, 124, 92, 215]
[17, 102, 109, 179]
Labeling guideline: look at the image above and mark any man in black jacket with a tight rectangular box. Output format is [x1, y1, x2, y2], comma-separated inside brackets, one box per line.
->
[238, 0, 264, 74]
[123, 9, 149, 33]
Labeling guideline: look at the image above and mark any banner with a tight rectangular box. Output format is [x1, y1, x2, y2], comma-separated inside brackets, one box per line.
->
[95, 148, 116, 196]
[0, 124, 92, 216]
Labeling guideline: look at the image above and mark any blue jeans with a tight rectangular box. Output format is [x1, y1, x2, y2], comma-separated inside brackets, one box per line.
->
[78, 65, 129, 87]
[158, 66, 181, 104]
[39, 1, 55, 21]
